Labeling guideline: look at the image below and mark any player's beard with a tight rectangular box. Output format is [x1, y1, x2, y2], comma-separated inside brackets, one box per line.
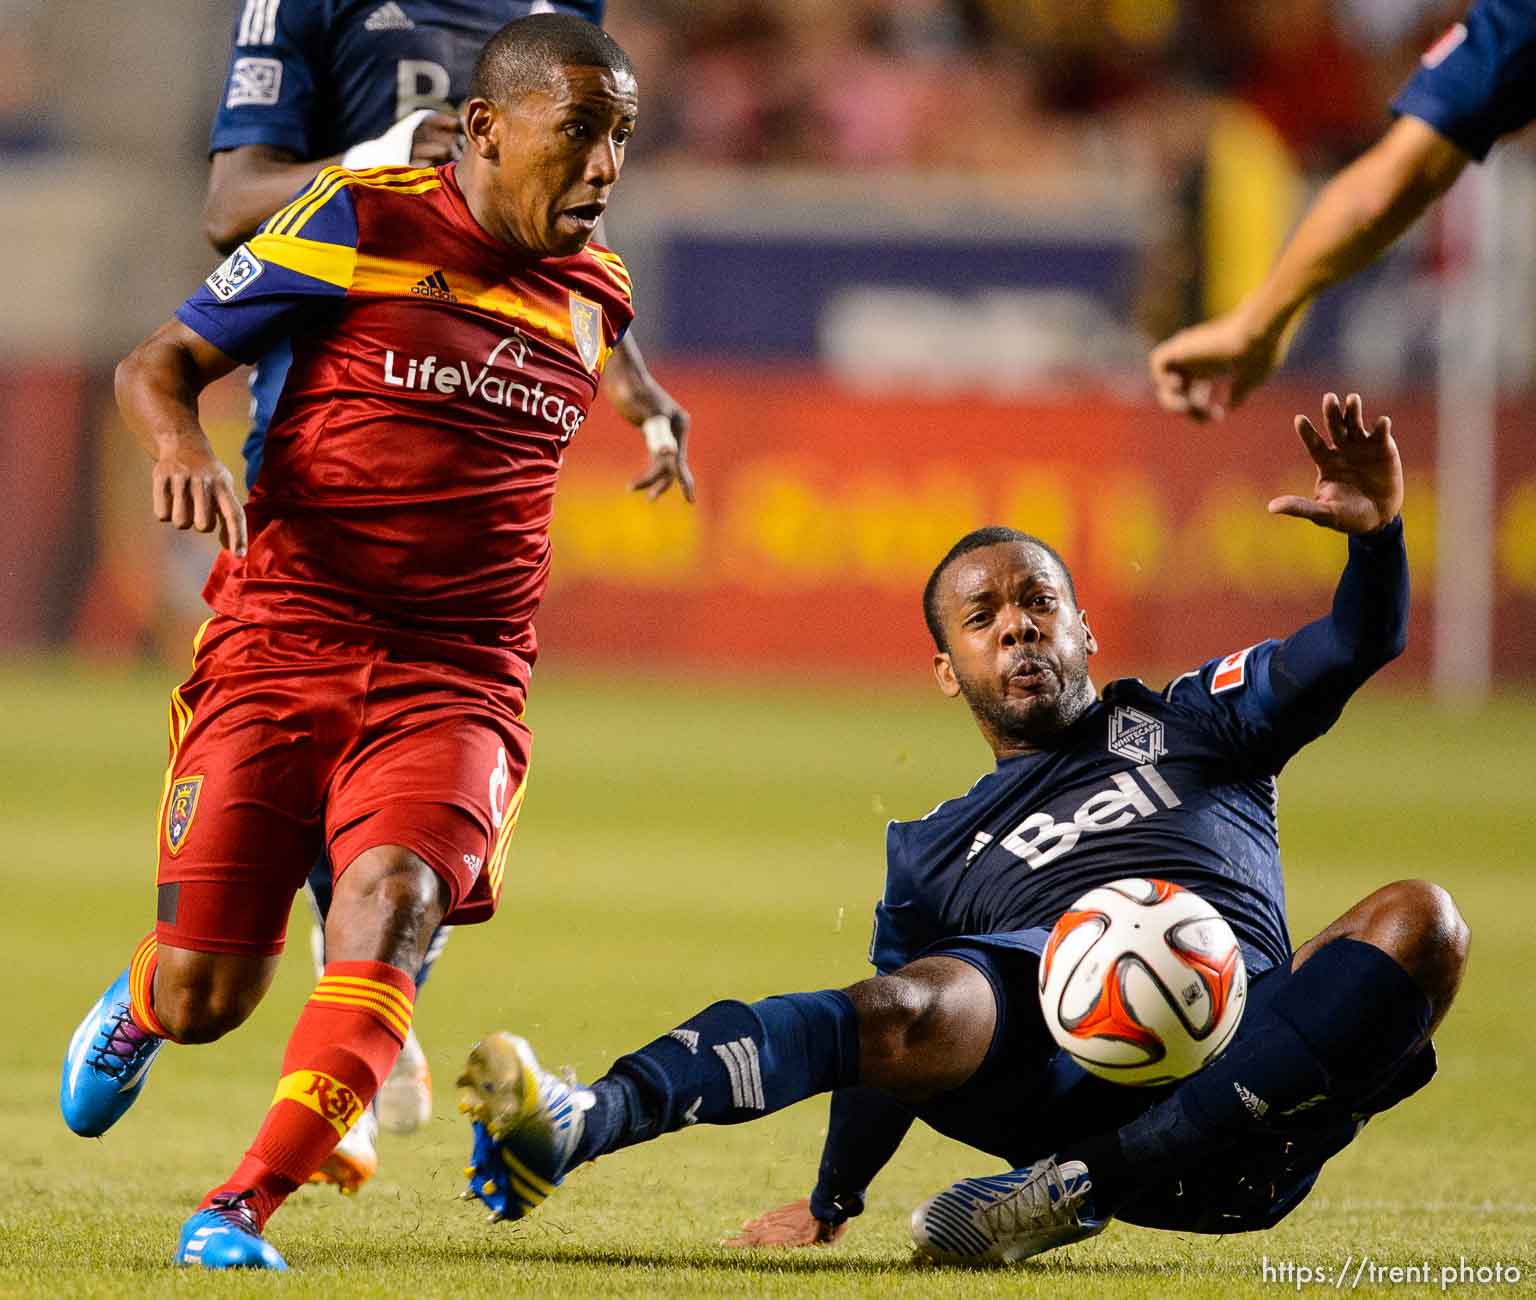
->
[958, 655, 1095, 750]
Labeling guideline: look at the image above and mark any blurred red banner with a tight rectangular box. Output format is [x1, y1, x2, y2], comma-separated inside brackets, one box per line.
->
[537, 366, 1536, 684]
[22, 362, 1536, 682]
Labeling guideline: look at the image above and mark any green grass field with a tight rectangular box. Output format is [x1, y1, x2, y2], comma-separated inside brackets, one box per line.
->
[2, 661, 1532, 1298]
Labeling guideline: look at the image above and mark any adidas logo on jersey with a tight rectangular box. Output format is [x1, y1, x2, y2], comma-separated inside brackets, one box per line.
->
[365, 2, 414, 31]
[411, 270, 456, 302]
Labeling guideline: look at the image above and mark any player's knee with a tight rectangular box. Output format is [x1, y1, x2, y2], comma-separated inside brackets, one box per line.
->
[852, 974, 937, 1063]
[327, 847, 448, 966]
[1366, 879, 1470, 1002]
[154, 983, 261, 1044]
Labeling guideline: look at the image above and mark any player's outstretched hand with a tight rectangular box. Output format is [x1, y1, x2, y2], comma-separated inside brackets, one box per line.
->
[153, 439, 248, 556]
[1268, 392, 1402, 535]
[723, 1199, 848, 1249]
[1149, 309, 1286, 421]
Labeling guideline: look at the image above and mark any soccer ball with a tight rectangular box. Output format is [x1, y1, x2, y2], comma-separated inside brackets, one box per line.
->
[1038, 878, 1246, 1086]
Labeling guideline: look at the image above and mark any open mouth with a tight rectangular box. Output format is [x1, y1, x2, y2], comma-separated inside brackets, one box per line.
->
[562, 202, 606, 228]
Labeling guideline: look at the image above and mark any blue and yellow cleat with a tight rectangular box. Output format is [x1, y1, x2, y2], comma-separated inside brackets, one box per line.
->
[60, 969, 164, 1138]
[175, 1192, 288, 1270]
[457, 1032, 590, 1223]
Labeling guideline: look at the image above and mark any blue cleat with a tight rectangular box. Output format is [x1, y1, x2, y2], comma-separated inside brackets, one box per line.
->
[175, 1192, 288, 1270]
[60, 969, 164, 1138]
[909, 1157, 1109, 1266]
[456, 1032, 590, 1222]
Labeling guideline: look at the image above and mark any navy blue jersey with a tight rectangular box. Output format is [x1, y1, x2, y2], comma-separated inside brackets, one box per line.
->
[870, 523, 1411, 981]
[1392, 0, 1536, 161]
[210, 0, 608, 482]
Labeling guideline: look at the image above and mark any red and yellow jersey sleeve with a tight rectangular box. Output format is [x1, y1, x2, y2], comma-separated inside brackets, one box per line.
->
[174, 165, 441, 364]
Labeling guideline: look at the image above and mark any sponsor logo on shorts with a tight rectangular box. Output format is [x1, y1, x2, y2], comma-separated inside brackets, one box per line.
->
[226, 56, 283, 107]
[205, 245, 264, 301]
[1107, 705, 1166, 764]
[569, 293, 603, 372]
[488, 747, 510, 829]
[1234, 1080, 1270, 1119]
[165, 775, 204, 856]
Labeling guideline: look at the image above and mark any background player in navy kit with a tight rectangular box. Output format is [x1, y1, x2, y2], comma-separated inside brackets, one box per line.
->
[202, 0, 694, 1176]
[1150, 0, 1536, 419]
[456, 392, 1468, 1265]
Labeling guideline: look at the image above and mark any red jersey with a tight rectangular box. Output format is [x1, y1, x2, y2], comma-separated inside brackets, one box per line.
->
[175, 162, 635, 686]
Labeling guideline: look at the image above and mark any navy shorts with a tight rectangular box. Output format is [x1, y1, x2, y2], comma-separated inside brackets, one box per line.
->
[913, 929, 1436, 1234]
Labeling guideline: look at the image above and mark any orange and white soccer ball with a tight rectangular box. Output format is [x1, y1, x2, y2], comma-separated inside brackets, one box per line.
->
[1038, 878, 1246, 1086]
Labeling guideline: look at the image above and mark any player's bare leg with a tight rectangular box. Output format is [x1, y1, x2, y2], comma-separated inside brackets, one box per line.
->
[849, 957, 996, 1104]
[175, 846, 446, 1269]
[149, 949, 281, 1043]
[1291, 878, 1468, 1034]
[913, 879, 1470, 1266]
[61, 934, 282, 1141]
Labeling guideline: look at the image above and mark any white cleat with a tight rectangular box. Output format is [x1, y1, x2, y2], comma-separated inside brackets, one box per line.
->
[376, 1027, 432, 1134]
[910, 1157, 1109, 1266]
[309, 1104, 379, 1195]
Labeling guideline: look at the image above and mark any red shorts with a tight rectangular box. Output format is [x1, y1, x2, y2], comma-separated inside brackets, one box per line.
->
[154, 616, 531, 955]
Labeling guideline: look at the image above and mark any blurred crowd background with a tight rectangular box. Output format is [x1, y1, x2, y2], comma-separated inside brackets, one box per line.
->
[2, 0, 1532, 689]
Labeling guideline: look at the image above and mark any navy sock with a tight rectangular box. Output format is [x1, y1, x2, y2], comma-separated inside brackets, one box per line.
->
[1075, 938, 1431, 1208]
[574, 991, 861, 1164]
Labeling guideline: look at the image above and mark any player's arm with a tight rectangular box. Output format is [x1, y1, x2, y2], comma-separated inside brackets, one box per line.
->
[204, 115, 459, 253]
[203, 0, 458, 252]
[1150, 118, 1467, 420]
[725, 1085, 914, 1247]
[114, 321, 247, 555]
[1262, 392, 1408, 714]
[728, 880, 925, 1248]
[605, 332, 696, 503]
[1176, 393, 1407, 759]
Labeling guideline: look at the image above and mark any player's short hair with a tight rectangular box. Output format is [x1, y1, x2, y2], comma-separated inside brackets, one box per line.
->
[923, 526, 1077, 651]
[468, 14, 634, 106]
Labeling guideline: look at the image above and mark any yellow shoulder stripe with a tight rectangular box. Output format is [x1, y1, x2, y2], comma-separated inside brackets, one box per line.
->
[585, 249, 633, 298]
[247, 231, 357, 289]
[268, 164, 441, 240]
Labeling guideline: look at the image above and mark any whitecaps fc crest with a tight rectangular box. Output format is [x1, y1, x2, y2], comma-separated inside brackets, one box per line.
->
[1107, 706, 1166, 764]
[568, 293, 603, 372]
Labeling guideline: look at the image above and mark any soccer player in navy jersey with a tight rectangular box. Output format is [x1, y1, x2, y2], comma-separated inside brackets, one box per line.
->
[458, 392, 1468, 1265]
[59, 17, 649, 1270]
[1151, 0, 1536, 419]
[201, 0, 694, 1180]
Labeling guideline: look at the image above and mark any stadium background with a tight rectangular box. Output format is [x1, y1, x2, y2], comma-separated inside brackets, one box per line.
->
[2, 0, 1532, 1294]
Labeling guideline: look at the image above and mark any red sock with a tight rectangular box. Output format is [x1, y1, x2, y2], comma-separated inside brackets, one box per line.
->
[127, 933, 174, 1040]
[201, 960, 416, 1228]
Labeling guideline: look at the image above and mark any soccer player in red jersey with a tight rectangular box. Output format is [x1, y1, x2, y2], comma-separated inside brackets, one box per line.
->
[200, 0, 690, 1180]
[59, 16, 640, 1271]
